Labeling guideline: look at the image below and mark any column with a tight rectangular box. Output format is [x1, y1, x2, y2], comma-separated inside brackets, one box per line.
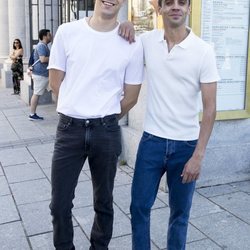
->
[1, 0, 27, 88]
[0, 0, 9, 78]
[8, 0, 27, 57]
[52, 0, 60, 35]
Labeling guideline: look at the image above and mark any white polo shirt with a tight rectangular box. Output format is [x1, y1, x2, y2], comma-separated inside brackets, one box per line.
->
[141, 28, 220, 140]
[48, 18, 144, 119]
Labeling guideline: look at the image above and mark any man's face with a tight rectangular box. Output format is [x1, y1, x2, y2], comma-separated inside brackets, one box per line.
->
[46, 32, 52, 43]
[95, 0, 124, 19]
[159, 0, 190, 28]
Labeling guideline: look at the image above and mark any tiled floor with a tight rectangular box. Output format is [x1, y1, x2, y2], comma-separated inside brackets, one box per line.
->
[0, 87, 250, 249]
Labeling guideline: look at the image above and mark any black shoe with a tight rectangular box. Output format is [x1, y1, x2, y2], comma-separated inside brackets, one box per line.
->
[29, 113, 44, 121]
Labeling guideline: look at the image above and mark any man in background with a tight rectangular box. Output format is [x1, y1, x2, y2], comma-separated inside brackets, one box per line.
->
[29, 29, 51, 121]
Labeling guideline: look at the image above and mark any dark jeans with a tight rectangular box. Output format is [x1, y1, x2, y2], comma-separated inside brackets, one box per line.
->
[130, 132, 197, 250]
[50, 113, 121, 250]
[12, 76, 20, 94]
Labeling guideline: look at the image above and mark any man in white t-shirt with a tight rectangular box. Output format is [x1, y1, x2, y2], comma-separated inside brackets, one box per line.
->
[47, 0, 144, 248]
[129, 0, 220, 249]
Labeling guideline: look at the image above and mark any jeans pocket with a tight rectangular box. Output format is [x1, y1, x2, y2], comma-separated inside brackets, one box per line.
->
[104, 123, 120, 132]
[57, 118, 72, 131]
[184, 139, 198, 148]
[104, 116, 120, 132]
[140, 132, 154, 142]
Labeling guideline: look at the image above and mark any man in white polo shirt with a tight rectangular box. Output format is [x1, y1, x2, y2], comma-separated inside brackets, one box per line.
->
[47, 0, 144, 248]
[129, 0, 220, 249]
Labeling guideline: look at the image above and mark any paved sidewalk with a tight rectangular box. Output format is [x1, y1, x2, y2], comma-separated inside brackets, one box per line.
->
[0, 86, 250, 250]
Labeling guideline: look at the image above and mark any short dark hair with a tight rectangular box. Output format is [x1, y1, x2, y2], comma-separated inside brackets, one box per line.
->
[158, 0, 191, 8]
[38, 29, 50, 40]
[13, 39, 23, 50]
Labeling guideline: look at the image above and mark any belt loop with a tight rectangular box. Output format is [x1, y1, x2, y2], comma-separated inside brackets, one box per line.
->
[101, 117, 106, 125]
[69, 117, 73, 125]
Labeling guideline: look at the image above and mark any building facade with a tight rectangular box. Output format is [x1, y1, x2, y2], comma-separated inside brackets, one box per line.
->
[0, 0, 249, 187]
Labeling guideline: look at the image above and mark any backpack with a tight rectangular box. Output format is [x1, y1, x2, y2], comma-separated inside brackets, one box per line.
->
[28, 49, 35, 67]
[27, 49, 40, 77]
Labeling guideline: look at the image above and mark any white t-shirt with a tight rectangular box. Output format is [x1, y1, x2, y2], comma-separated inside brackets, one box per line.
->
[141, 28, 220, 140]
[48, 19, 144, 119]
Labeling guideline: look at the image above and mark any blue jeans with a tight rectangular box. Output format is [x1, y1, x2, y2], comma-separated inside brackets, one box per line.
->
[130, 132, 197, 250]
[50, 113, 121, 250]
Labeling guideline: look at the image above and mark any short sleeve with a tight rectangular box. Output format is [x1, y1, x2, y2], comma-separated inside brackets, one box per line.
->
[124, 36, 144, 85]
[48, 26, 67, 72]
[37, 44, 48, 57]
[200, 46, 220, 84]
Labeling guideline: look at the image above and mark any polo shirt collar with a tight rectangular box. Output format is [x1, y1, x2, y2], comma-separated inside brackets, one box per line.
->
[158, 27, 194, 49]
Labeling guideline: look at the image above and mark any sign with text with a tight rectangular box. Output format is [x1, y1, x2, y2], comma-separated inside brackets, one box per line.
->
[201, 0, 249, 111]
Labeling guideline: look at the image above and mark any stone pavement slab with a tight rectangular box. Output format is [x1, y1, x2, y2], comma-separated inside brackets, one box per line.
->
[28, 143, 54, 169]
[29, 227, 89, 250]
[0, 93, 26, 109]
[18, 200, 52, 236]
[10, 178, 51, 205]
[113, 184, 167, 215]
[197, 183, 238, 198]
[114, 168, 132, 186]
[78, 170, 91, 182]
[210, 192, 250, 224]
[230, 180, 250, 193]
[2, 108, 27, 117]
[19, 200, 78, 237]
[150, 207, 207, 249]
[0, 165, 4, 175]
[7, 115, 46, 140]
[0, 195, 20, 224]
[0, 147, 35, 166]
[0, 123, 19, 143]
[190, 211, 250, 249]
[74, 181, 94, 208]
[109, 235, 133, 250]
[0, 175, 11, 195]
[186, 239, 222, 250]
[108, 235, 159, 250]
[0, 221, 30, 250]
[190, 192, 223, 219]
[41, 167, 52, 182]
[4, 162, 46, 183]
[119, 164, 134, 174]
[73, 204, 131, 239]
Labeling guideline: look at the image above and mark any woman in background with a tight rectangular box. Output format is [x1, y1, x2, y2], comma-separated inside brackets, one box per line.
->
[10, 39, 23, 95]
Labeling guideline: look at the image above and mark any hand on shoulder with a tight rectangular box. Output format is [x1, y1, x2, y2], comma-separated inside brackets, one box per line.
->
[118, 21, 135, 44]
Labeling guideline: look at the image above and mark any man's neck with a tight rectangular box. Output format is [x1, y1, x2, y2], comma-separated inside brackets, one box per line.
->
[88, 15, 118, 32]
[164, 26, 189, 52]
[41, 39, 47, 45]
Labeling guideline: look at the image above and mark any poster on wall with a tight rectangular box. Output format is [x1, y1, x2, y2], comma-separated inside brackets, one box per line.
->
[130, 0, 159, 32]
[201, 0, 249, 111]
